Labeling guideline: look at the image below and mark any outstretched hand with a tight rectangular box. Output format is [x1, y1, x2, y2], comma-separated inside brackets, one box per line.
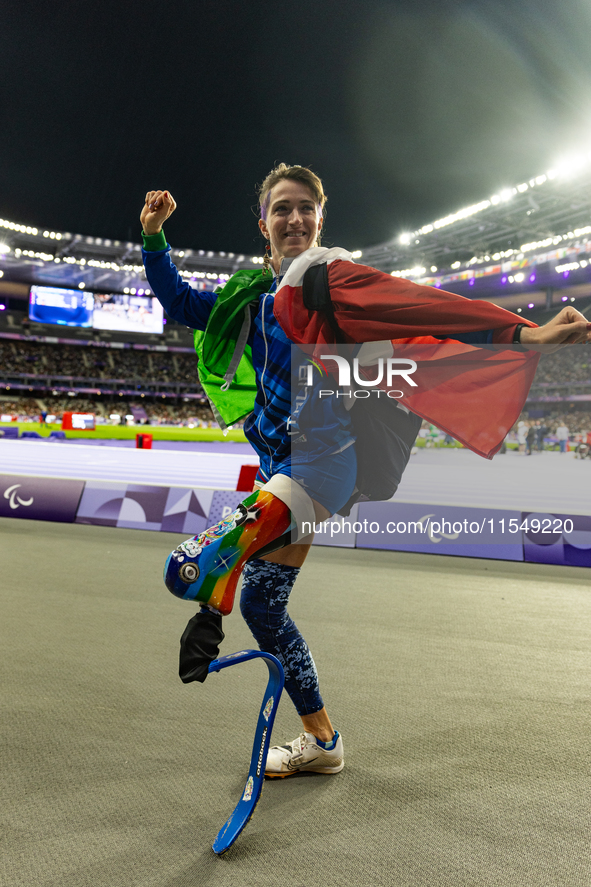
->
[521, 306, 591, 348]
[140, 189, 177, 235]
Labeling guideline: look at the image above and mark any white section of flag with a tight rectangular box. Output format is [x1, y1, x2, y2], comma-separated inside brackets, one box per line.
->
[276, 246, 355, 292]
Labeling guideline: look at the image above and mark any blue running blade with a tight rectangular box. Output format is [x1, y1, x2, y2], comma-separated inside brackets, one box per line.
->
[208, 650, 285, 855]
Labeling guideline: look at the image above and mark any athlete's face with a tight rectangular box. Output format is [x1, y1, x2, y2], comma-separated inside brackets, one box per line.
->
[258, 180, 323, 271]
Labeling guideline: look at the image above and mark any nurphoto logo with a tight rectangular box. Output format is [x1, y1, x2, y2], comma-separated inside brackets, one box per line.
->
[299, 355, 418, 399]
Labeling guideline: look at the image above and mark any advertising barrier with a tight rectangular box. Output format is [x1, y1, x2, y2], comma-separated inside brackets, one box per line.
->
[355, 502, 524, 561]
[522, 512, 591, 567]
[0, 474, 84, 522]
[75, 480, 214, 534]
[1, 473, 589, 567]
[62, 412, 96, 431]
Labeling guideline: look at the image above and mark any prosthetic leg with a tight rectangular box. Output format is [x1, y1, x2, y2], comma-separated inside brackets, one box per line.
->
[207, 649, 285, 855]
[164, 476, 315, 615]
[167, 481, 313, 849]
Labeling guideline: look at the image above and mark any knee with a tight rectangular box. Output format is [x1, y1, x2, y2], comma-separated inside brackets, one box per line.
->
[240, 559, 299, 635]
[240, 576, 290, 634]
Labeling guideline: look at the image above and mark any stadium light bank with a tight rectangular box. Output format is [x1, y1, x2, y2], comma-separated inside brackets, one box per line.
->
[394, 148, 591, 259]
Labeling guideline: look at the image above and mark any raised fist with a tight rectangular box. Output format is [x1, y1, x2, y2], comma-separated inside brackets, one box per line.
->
[140, 189, 177, 235]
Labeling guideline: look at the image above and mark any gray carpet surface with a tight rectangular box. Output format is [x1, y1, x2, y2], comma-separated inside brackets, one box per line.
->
[1, 518, 590, 886]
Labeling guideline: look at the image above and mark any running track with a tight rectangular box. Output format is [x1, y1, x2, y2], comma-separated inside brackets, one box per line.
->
[1, 439, 589, 514]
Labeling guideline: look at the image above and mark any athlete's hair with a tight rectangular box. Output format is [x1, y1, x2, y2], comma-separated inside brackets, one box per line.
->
[258, 163, 327, 221]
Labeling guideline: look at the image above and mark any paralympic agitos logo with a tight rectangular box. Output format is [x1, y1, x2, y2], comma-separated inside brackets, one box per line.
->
[3, 483, 34, 510]
[299, 355, 418, 399]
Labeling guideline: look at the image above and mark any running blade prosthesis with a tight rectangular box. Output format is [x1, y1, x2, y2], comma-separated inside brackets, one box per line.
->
[206, 650, 285, 854]
[164, 489, 292, 615]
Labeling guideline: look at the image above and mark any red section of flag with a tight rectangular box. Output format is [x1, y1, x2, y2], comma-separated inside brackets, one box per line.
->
[274, 259, 536, 344]
[383, 342, 538, 458]
[274, 260, 540, 459]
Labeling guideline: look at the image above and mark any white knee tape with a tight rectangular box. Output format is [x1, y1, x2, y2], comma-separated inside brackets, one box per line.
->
[261, 474, 316, 543]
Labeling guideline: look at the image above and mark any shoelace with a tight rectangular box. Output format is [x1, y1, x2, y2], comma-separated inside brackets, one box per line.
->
[289, 734, 309, 759]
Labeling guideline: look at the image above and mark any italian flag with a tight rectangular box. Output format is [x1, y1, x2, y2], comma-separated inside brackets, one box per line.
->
[274, 248, 540, 459]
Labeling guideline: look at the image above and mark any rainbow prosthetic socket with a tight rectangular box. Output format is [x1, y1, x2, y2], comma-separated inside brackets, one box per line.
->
[164, 489, 294, 615]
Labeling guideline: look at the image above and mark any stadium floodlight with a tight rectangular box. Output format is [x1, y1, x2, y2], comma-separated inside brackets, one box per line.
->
[552, 153, 588, 179]
[351, 250, 363, 258]
[497, 188, 514, 202]
[434, 200, 492, 230]
[399, 233, 412, 245]
[556, 262, 582, 273]
[0, 219, 38, 234]
[391, 265, 426, 279]
[0, 243, 10, 254]
[78, 282, 85, 289]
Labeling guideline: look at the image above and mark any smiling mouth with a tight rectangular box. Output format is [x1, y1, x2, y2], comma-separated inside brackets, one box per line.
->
[285, 232, 306, 238]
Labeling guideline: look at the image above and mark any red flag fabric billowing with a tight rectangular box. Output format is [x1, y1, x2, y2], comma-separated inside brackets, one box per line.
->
[274, 260, 540, 459]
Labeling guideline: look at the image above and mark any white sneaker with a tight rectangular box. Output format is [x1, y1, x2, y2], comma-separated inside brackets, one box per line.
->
[265, 732, 344, 778]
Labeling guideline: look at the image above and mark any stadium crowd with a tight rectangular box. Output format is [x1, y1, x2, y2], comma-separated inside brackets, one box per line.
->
[417, 411, 591, 449]
[1, 391, 588, 440]
[3, 338, 590, 384]
[532, 348, 591, 385]
[0, 395, 218, 426]
[1, 335, 590, 435]
[0, 339, 201, 384]
[2, 338, 590, 388]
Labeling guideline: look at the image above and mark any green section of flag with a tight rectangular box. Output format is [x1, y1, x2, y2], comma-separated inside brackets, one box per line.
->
[194, 268, 273, 427]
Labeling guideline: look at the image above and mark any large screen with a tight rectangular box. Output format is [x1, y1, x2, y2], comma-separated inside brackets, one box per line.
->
[29, 286, 163, 334]
[29, 286, 94, 327]
[92, 293, 163, 334]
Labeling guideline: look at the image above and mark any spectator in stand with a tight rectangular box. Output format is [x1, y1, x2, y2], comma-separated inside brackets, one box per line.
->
[556, 421, 569, 453]
[517, 421, 528, 454]
[526, 423, 536, 456]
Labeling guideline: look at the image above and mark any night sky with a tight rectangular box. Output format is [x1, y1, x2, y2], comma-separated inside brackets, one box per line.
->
[2, 0, 590, 255]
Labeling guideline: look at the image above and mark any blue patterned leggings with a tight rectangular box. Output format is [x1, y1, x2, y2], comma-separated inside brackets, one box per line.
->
[240, 558, 323, 716]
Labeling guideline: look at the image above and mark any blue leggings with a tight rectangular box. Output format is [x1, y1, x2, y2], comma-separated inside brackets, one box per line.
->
[240, 558, 323, 716]
[241, 449, 357, 716]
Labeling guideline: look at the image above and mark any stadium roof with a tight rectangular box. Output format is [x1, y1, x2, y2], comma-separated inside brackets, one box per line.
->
[1, 152, 591, 298]
[361, 153, 591, 275]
